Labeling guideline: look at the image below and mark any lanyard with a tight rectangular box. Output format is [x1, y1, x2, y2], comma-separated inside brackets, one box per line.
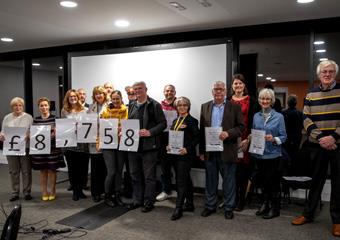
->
[174, 115, 187, 131]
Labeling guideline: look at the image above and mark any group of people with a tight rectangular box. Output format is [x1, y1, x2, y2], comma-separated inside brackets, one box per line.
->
[0, 60, 339, 236]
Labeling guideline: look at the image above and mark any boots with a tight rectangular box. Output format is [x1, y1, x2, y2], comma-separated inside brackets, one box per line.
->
[115, 192, 125, 206]
[104, 194, 117, 208]
[171, 208, 183, 221]
[262, 195, 280, 219]
[255, 201, 270, 216]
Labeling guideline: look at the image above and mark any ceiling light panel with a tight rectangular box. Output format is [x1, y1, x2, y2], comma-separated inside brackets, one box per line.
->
[60, 1, 78, 8]
[297, 0, 314, 3]
[1, 37, 14, 42]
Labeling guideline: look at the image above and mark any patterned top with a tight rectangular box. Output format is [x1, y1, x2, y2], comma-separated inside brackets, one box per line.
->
[31, 114, 64, 170]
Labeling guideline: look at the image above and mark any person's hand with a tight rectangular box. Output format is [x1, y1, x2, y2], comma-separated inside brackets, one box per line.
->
[179, 148, 187, 155]
[199, 154, 205, 161]
[319, 136, 337, 150]
[265, 134, 274, 142]
[0, 133, 5, 142]
[219, 131, 229, 141]
[139, 129, 151, 137]
[240, 139, 249, 152]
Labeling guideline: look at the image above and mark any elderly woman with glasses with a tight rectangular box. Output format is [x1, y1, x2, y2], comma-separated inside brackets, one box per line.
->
[167, 96, 199, 221]
[248, 88, 286, 219]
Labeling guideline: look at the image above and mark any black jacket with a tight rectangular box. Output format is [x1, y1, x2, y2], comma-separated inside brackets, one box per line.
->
[128, 96, 167, 151]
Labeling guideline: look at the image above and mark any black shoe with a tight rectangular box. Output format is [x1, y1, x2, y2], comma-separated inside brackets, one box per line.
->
[9, 196, 19, 202]
[92, 195, 101, 203]
[141, 201, 154, 213]
[224, 211, 234, 219]
[83, 186, 90, 191]
[171, 208, 183, 221]
[78, 191, 87, 199]
[67, 185, 73, 191]
[262, 208, 280, 219]
[255, 202, 270, 216]
[126, 203, 141, 210]
[234, 202, 245, 212]
[201, 208, 216, 217]
[72, 191, 79, 201]
[24, 195, 33, 201]
[115, 192, 125, 206]
[183, 203, 195, 212]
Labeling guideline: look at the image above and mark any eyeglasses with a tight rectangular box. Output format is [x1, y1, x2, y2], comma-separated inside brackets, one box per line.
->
[321, 70, 336, 75]
[213, 88, 225, 92]
[127, 93, 135, 96]
[177, 104, 188, 107]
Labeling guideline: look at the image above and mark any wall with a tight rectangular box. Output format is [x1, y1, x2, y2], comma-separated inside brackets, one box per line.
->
[258, 81, 309, 110]
[32, 69, 60, 117]
[0, 65, 25, 130]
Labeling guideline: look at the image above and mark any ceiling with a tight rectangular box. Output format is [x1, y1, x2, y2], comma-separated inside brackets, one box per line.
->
[1, 0, 340, 53]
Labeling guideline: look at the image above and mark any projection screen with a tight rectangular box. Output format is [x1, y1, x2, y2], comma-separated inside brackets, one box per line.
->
[71, 43, 227, 120]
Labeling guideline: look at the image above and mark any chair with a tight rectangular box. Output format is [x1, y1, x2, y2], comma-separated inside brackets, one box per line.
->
[1, 204, 21, 240]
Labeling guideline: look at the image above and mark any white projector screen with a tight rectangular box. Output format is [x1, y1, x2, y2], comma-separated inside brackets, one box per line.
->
[71, 43, 227, 119]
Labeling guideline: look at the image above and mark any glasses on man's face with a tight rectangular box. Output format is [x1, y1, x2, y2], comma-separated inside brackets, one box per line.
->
[177, 104, 188, 107]
[127, 93, 135, 96]
[213, 88, 225, 92]
[321, 70, 336, 75]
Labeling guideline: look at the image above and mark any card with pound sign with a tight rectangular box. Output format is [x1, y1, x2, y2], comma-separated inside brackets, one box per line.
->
[3, 127, 27, 156]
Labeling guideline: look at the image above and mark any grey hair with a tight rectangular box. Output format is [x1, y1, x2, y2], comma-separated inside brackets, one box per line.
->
[174, 96, 191, 112]
[10, 97, 25, 108]
[316, 60, 339, 76]
[132, 81, 147, 88]
[258, 88, 275, 106]
[212, 81, 226, 89]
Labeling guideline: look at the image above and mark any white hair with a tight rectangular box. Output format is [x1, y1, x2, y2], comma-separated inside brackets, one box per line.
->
[258, 88, 275, 106]
[316, 60, 338, 76]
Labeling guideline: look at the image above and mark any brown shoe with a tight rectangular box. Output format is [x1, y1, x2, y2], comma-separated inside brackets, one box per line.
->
[291, 216, 312, 225]
[333, 224, 340, 237]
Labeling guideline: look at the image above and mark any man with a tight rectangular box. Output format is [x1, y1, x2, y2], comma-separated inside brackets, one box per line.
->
[77, 88, 89, 109]
[291, 60, 340, 237]
[125, 86, 137, 104]
[104, 82, 114, 97]
[199, 81, 244, 220]
[156, 84, 177, 202]
[127, 81, 167, 212]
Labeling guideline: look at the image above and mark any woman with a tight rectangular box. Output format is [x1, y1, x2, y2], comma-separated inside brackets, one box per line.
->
[248, 88, 287, 219]
[61, 89, 88, 201]
[100, 90, 128, 207]
[168, 96, 199, 221]
[0, 97, 33, 201]
[31, 97, 64, 201]
[87, 86, 107, 202]
[230, 74, 256, 211]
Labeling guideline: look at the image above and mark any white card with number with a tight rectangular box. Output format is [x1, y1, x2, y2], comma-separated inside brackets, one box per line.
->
[30, 125, 51, 155]
[3, 127, 27, 156]
[119, 119, 140, 152]
[99, 119, 119, 149]
[77, 113, 98, 143]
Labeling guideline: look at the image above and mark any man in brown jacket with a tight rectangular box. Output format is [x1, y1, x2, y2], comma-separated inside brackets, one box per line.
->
[199, 81, 244, 220]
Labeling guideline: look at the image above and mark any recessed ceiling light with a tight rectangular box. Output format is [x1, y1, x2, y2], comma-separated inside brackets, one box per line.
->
[257, 74, 264, 77]
[32, 63, 40, 66]
[270, 79, 277, 82]
[114, 19, 130, 28]
[297, 0, 314, 3]
[1, 37, 14, 42]
[319, 58, 328, 61]
[169, 1, 186, 10]
[314, 41, 325, 45]
[60, 1, 78, 8]
[59, 66, 63, 70]
[266, 77, 272, 80]
[316, 49, 326, 53]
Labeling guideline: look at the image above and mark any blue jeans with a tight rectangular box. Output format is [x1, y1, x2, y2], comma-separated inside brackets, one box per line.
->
[204, 152, 236, 212]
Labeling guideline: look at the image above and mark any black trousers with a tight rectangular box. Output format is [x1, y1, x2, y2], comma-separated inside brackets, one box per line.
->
[159, 132, 175, 194]
[174, 157, 193, 208]
[128, 150, 158, 205]
[254, 157, 281, 207]
[64, 150, 89, 193]
[303, 144, 340, 223]
[90, 153, 107, 197]
[235, 163, 252, 207]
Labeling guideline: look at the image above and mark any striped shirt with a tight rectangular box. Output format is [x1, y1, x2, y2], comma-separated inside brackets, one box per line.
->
[303, 82, 340, 143]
